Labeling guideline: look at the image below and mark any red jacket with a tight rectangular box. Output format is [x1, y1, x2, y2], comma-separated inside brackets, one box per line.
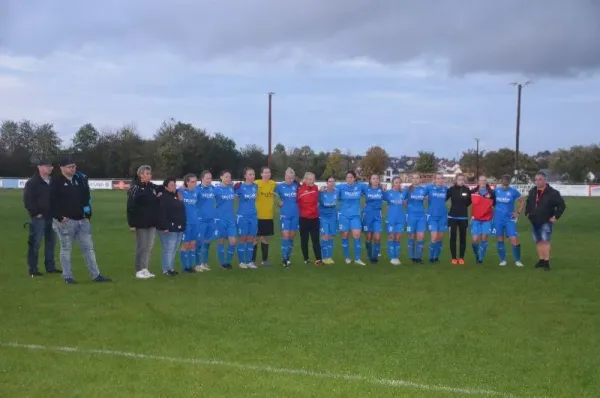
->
[470, 187, 495, 221]
[297, 184, 319, 219]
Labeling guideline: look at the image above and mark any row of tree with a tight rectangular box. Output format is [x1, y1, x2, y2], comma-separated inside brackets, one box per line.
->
[0, 119, 598, 182]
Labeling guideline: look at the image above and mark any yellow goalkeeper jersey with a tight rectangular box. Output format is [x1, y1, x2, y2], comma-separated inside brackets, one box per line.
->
[255, 179, 277, 219]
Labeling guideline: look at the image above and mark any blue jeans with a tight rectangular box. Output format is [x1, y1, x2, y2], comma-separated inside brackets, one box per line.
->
[158, 231, 183, 272]
[27, 217, 56, 273]
[52, 219, 100, 280]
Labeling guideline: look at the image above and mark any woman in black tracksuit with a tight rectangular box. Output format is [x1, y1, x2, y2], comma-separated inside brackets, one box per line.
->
[446, 174, 472, 262]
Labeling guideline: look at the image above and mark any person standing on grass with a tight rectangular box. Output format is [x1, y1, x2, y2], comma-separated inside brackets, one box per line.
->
[214, 170, 237, 269]
[275, 168, 300, 267]
[425, 172, 449, 264]
[195, 170, 216, 272]
[403, 173, 428, 264]
[50, 157, 111, 284]
[253, 167, 277, 266]
[297, 172, 322, 266]
[446, 174, 471, 264]
[363, 174, 386, 264]
[234, 168, 259, 268]
[156, 178, 186, 276]
[470, 176, 495, 265]
[318, 177, 338, 264]
[525, 171, 566, 271]
[384, 176, 405, 265]
[127, 165, 163, 279]
[493, 174, 525, 267]
[23, 158, 60, 277]
[337, 170, 367, 266]
[178, 174, 200, 273]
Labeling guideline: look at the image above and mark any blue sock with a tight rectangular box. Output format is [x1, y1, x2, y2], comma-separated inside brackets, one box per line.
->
[237, 245, 246, 263]
[217, 243, 225, 265]
[195, 245, 201, 265]
[416, 240, 424, 260]
[329, 239, 334, 258]
[497, 241, 506, 261]
[366, 241, 372, 259]
[395, 241, 401, 259]
[428, 241, 435, 260]
[472, 243, 479, 259]
[512, 244, 521, 262]
[281, 239, 289, 260]
[180, 251, 189, 270]
[202, 243, 210, 264]
[227, 244, 235, 264]
[408, 238, 414, 258]
[354, 238, 362, 261]
[189, 251, 197, 268]
[321, 240, 329, 259]
[374, 242, 380, 258]
[287, 239, 294, 260]
[435, 241, 443, 259]
[342, 238, 350, 259]
[387, 240, 395, 259]
[479, 241, 488, 261]
[246, 242, 254, 263]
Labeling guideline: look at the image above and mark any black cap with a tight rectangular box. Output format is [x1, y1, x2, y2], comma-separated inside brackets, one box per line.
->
[36, 158, 53, 166]
[58, 157, 76, 167]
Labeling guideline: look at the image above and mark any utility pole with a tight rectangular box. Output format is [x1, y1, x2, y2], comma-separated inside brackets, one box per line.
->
[510, 81, 531, 181]
[474, 138, 480, 179]
[267, 92, 274, 169]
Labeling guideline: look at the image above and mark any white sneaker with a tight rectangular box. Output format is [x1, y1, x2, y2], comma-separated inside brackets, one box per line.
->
[247, 263, 258, 269]
[499, 261, 507, 267]
[193, 265, 204, 272]
[239, 263, 248, 269]
[355, 260, 366, 266]
[200, 264, 211, 271]
[135, 270, 151, 279]
[143, 269, 155, 278]
[390, 258, 401, 265]
[515, 261, 524, 267]
[345, 259, 352, 264]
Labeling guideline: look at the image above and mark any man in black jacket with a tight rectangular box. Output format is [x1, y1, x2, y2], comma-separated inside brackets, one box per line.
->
[50, 157, 111, 284]
[525, 172, 566, 271]
[23, 159, 60, 277]
[446, 174, 472, 262]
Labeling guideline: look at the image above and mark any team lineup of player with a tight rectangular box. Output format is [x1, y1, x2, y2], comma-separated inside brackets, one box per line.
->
[176, 166, 527, 271]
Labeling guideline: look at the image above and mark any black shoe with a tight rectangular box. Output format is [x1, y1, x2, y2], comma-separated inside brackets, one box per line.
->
[428, 258, 435, 264]
[433, 258, 440, 264]
[370, 258, 379, 264]
[93, 275, 112, 282]
[164, 270, 179, 276]
[30, 271, 43, 277]
[64, 277, 77, 284]
[221, 264, 232, 270]
[535, 260, 543, 268]
[304, 260, 311, 265]
[543, 260, 551, 271]
[182, 268, 195, 274]
[46, 268, 62, 274]
[410, 258, 416, 263]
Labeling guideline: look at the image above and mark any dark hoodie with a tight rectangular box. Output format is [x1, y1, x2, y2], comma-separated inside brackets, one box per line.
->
[126, 177, 163, 228]
[157, 189, 186, 232]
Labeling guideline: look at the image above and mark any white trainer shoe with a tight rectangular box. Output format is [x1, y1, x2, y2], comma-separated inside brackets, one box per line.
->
[345, 259, 352, 264]
[200, 264, 211, 271]
[143, 269, 155, 278]
[515, 261, 524, 267]
[239, 263, 248, 269]
[390, 258, 401, 265]
[499, 261, 507, 267]
[247, 263, 258, 269]
[355, 260, 366, 266]
[136, 270, 151, 279]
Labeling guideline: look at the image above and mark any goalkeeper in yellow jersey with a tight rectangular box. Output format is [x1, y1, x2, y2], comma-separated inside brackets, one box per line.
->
[253, 167, 276, 265]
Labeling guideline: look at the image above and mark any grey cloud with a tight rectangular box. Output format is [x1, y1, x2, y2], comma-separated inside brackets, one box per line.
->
[2, 0, 600, 76]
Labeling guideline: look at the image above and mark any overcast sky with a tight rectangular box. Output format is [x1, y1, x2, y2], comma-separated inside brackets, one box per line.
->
[1, 0, 599, 157]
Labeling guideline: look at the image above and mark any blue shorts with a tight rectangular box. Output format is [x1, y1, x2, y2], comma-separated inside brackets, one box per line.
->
[406, 214, 426, 234]
[362, 212, 382, 233]
[531, 222, 552, 243]
[338, 214, 362, 232]
[471, 220, 492, 236]
[237, 215, 258, 237]
[215, 219, 237, 239]
[385, 217, 405, 234]
[319, 216, 337, 236]
[197, 219, 216, 242]
[493, 218, 518, 238]
[280, 215, 299, 231]
[182, 224, 199, 242]
[427, 216, 448, 233]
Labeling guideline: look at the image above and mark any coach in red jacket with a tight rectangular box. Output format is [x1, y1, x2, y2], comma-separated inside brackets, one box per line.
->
[297, 172, 322, 265]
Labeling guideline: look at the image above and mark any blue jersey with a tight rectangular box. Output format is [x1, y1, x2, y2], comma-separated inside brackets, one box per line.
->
[275, 182, 299, 217]
[384, 190, 405, 220]
[426, 184, 448, 218]
[338, 183, 365, 217]
[494, 186, 521, 219]
[235, 183, 258, 217]
[364, 185, 384, 214]
[214, 185, 235, 221]
[319, 190, 338, 218]
[196, 184, 216, 220]
[403, 185, 428, 216]
[178, 188, 199, 223]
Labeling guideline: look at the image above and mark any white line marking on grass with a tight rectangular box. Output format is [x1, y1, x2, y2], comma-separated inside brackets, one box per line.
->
[1, 342, 514, 397]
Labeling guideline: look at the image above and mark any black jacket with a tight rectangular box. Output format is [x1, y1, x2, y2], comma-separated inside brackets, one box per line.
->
[126, 179, 163, 228]
[23, 172, 52, 218]
[525, 184, 566, 225]
[157, 190, 186, 232]
[50, 173, 92, 221]
[446, 185, 472, 218]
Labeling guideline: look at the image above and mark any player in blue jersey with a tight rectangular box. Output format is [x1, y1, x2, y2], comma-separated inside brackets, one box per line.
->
[234, 167, 259, 269]
[426, 172, 449, 263]
[178, 173, 199, 273]
[275, 168, 300, 267]
[214, 170, 236, 269]
[337, 170, 366, 266]
[319, 177, 338, 264]
[493, 174, 525, 267]
[384, 176, 405, 265]
[403, 173, 428, 264]
[363, 174, 385, 263]
[195, 170, 216, 272]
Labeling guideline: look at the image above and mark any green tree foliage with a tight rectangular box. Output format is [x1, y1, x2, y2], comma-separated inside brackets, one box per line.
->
[549, 144, 600, 182]
[359, 146, 389, 178]
[415, 151, 437, 174]
[322, 148, 346, 180]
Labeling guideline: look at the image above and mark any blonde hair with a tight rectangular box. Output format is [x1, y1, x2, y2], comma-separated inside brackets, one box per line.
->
[285, 167, 295, 177]
[303, 171, 315, 180]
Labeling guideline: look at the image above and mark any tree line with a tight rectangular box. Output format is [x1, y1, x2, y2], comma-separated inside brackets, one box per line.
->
[0, 118, 598, 182]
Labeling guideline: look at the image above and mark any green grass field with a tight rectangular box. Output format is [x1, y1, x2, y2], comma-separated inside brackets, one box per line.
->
[0, 190, 598, 398]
